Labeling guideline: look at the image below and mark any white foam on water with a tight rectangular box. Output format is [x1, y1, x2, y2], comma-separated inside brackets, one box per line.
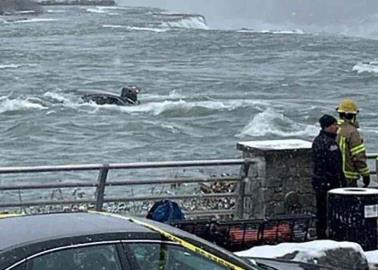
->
[161, 16, 208, 30]
[85, 7, 108, 13]
[0, 63, 38, 69]
[262, 29, 305, 34]
[102, 25, 167, 32]
[0, 97, 47, 113]
[13, 10, 37, 14]
[43, 91, 71, 104]
[73, 98, 268, 115]
[143, 90, 186, 101]
[160, 123, 181, 134]
[46, 9, 65, 13]
[237, 108, 318, 138]
[98, 6, 134, 10]
[158, 99, 265, 114]
[14, 18, 58, 23]
[159, 11, 186, 15]
[102, 24, 125, 28]
[0, 64, 22, 69]
[237, 28, 305, 35]
[126, 26, 168, 32]
[85, 7, 118, 15]
[353, 61, 378, 74]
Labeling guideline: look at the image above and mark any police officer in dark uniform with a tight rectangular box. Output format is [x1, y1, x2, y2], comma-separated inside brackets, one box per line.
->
[312, 114, 346, 239]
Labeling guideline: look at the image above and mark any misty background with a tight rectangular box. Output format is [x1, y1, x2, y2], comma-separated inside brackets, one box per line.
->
[119, 0, 378, 37]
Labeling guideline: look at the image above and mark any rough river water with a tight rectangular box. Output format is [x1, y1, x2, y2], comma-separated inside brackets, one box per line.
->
[1, 3, 378, 170]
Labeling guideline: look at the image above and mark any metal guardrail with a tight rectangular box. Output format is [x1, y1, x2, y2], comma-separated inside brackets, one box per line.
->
[0, 159, 254, 219]
[0, 154, 377, 218]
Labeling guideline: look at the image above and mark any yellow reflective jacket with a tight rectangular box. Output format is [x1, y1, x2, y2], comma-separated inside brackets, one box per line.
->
[336, 119, 370, 181]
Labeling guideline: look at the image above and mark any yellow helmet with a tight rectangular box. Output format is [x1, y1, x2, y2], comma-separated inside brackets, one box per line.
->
[336, 99, 359, 114]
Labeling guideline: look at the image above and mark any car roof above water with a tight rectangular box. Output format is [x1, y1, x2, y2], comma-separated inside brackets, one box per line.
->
[0, 212, 158, 251]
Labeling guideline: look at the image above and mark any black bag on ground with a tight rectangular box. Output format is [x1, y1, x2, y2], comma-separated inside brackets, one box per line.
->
[146, 200, 185, 223]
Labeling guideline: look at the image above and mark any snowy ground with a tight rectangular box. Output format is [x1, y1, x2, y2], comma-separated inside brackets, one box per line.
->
[236, 240, 378, 269]
[366, 250, 378, 269]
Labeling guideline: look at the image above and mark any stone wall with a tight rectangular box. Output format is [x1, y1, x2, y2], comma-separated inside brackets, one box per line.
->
[237, 139, 315, 219]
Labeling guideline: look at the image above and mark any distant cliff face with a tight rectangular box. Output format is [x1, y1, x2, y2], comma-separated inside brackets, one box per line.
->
[0, 0, 43, 15]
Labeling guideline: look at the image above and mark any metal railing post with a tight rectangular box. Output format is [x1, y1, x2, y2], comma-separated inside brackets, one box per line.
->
[95, 164, 109, 211]
[236, 160, 249, 219]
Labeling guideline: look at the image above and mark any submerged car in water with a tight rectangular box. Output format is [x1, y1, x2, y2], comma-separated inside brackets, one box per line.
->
[0, 212, 330, 270]
[81, 85, 140, 106]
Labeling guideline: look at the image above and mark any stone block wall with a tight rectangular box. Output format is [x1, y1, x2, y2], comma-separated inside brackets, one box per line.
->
[237, 140, 315, 219]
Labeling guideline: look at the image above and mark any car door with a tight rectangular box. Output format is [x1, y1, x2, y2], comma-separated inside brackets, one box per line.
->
[10, 243, 127, 270]
[122, 240, 256, 270]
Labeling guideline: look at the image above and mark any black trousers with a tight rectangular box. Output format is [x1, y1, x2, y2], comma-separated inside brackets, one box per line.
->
[346, 178, 358, 187]
[315, 190, 328, 239]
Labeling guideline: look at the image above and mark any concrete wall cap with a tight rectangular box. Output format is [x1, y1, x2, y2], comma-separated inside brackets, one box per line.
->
[237, 139, 312, 151]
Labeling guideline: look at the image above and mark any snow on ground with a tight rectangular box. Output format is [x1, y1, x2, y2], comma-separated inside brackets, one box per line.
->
[365, 250, 378, 268]
[236, 240, 378, 265]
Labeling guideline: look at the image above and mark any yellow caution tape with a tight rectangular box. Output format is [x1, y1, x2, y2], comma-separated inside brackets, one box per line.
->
[94, 211, 247, 270]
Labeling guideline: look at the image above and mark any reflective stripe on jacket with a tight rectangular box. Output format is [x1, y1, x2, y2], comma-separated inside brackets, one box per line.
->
[336, 119, 370, 181]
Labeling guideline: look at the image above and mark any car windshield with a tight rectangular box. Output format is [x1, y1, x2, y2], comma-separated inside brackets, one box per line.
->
[22, 244, 123, 270]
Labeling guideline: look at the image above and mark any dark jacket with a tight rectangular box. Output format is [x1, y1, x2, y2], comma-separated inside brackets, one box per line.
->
[312, 130, 346, 191]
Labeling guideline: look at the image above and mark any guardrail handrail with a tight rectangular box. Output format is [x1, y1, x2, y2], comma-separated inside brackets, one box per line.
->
[0, 159, 247, 174]
[0, 154, 374, 174]
[0, 177, 241, 191]
[0, 159, 254, 218]
[0, 155, 376, 218]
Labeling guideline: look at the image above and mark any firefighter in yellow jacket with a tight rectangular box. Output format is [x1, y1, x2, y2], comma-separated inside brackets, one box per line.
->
[336, 99, 370, 187]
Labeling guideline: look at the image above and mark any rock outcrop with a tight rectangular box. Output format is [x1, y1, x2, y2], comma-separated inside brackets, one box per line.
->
[32, 0, 115, 5]
[236, 240, 369, 270]
[0, 0, 42, 15]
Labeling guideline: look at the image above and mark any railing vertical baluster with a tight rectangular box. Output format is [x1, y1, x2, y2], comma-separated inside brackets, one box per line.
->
[95, 164, 109, 211]
[237, 160, 249, 219]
